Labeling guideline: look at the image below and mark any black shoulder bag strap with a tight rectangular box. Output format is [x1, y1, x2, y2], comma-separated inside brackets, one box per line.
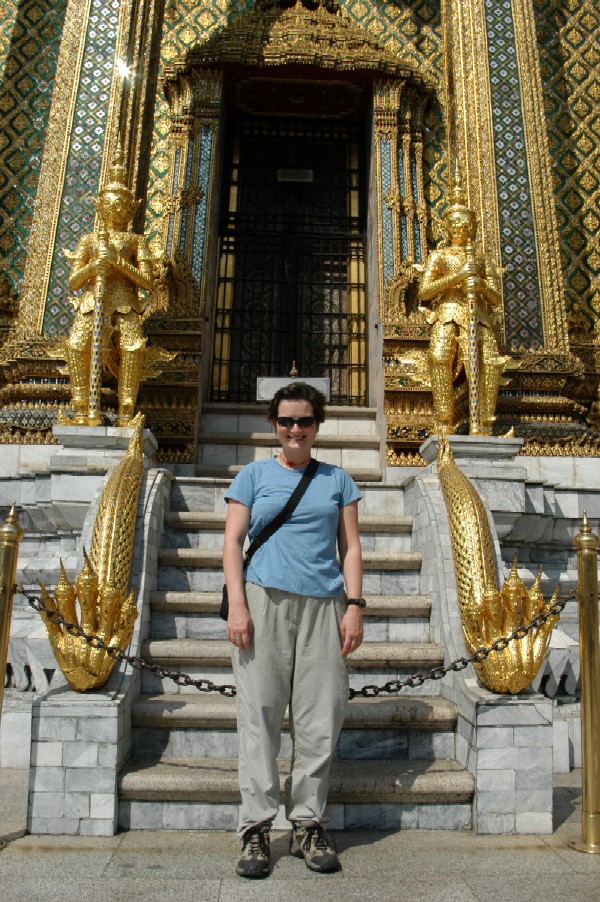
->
[243, 457, 319, 567]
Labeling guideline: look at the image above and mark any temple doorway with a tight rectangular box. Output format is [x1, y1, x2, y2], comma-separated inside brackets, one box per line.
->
[210, 77, 369, 405]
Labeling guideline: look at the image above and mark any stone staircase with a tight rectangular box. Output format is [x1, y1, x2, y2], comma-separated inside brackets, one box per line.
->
[118, 405, 474, 830]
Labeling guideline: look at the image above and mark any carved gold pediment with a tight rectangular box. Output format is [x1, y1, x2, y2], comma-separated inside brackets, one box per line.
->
[164, 0, 433, 89]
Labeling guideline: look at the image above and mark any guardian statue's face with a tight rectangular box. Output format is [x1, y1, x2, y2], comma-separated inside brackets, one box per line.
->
[443, 209, 477, 246]
[96, 189, 135, 229]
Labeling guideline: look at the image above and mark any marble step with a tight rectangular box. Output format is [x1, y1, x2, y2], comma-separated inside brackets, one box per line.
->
[200, 402, 379, 435]
[148, 593, 433, 642]
[197, 431, 381, 448]
[158, 548, 422, 571]
[169, 475, 407, 515]
[149, 614, 431, 643]
[162, 512, 415, 553]
[149, 591, 432, 618]
[158, 566, 421, 596]
[131, 696, 458, 762]
[194, 464, 384, 481]
[164, 511, 413, 533]
[131, 693, 457, 731]
[142, 639, 443, 671]
[132, 727, 456, 762]
[197, 434, 382, 468]
[118, 756, 475, 807]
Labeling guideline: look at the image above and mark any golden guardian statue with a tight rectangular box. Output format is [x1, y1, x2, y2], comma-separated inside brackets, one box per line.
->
[418, 175, 509, 435]
[62, 144, 154, 426]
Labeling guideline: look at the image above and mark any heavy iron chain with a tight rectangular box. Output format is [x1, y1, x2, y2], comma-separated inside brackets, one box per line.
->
[16, 584, 572, 700]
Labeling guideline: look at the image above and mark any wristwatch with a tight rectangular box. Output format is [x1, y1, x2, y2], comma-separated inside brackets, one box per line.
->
[346, 597, 366, 608]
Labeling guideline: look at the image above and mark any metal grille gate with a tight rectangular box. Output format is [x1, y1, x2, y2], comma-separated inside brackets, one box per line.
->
[211, 115, 367, 405]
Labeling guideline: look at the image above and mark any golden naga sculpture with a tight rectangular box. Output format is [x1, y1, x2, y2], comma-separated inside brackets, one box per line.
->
[417, 172, 510, 435]
[38, 414, 145, 690]
[59, 144, 154, 427]
[437, 436, 560, 694]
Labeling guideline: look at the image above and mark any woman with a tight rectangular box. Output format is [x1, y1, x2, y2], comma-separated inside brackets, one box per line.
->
[223, 381, 364, 878]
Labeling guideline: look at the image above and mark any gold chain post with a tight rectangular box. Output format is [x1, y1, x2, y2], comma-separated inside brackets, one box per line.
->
[570, 512, 600, 853]
[0, 504, 23, 720]
[0, 504, 24, 723]
[0, 504, 23, 853]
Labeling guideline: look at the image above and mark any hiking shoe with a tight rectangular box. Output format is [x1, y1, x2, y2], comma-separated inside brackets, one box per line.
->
[290, 820, 340, 872]
[236, 823, 271, 878]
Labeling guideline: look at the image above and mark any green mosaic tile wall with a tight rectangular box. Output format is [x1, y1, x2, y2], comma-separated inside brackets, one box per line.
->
[41, 0, 120, 335]
[534, 0, 600, 331]
[485, 0, 543, 349]
[0, 0, 68, 296]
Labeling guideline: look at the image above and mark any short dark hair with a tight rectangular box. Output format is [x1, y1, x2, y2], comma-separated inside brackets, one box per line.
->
[267, 382, 326, 424]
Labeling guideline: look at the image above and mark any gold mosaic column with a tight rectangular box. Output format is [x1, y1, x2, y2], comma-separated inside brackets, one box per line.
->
[442, 0, 501, 266]
[510, 0, 569, 353]
[373, 79, 403, 322]
[161, 67, 223, 307]
[373, 78, 428, 324]
[443, 0, 569, 353]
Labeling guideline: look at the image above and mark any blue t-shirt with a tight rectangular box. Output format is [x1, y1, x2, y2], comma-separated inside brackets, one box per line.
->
[225, 457, 362, 597]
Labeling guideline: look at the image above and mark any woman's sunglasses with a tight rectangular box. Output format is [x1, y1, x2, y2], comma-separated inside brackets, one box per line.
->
[276, 416, 316, 428]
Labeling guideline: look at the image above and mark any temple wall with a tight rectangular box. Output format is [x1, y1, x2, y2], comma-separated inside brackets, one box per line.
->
[533, 0, 600, 336]
[0, 0, 598, 462]
[0, 0, 68, 298]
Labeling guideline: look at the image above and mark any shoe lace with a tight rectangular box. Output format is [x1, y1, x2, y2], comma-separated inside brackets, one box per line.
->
[301, 823, 329, 852]
[243, 826, 269, 856]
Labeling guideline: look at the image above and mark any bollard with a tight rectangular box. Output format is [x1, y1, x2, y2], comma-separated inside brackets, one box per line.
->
[570, 512, 600, 853]
[0, 503, 24, 725]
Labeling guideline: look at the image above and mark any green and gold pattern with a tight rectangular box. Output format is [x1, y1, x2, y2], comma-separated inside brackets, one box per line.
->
[484, 0, 543, 350]
[0, 0, 68, 295]
[534, 0, 600, 334]
[41, 0, 121, 336]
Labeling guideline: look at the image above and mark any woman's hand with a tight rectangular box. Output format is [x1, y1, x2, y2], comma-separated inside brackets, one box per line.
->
[340, 605, 363, 658]
[227, 603, 253, 651]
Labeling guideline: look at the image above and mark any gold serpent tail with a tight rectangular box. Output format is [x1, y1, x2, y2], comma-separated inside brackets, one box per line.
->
[39, 414, 145, 690]
[437, 436, 560, 694]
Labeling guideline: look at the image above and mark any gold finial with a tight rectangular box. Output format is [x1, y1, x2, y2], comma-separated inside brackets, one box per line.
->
[6, 501, 18, 528]
[1, 502, 24, 542]
[289, 361, 298, 378]
[450, 160, 467, 205]
[445, 160, 471, 219]
[97, 136, 135, 207]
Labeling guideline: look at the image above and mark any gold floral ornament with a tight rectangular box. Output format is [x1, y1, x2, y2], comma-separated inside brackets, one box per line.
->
[437, 436, 560, 694]
[38, 414, 145, 691]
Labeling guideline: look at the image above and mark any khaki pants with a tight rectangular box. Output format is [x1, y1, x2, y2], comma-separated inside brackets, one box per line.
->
[232, 582, 349, 836]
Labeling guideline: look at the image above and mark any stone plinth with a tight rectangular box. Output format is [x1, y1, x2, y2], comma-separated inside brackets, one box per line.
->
[28, 678, 131, 836]
[456, 691, 554, 834]
[52, 424, 158, 469]
[419, 434, 524, 464]
[49, 425, 158, 530]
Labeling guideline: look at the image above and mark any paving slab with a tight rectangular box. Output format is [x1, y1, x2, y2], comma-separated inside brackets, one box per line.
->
[1, 768, 599, 902]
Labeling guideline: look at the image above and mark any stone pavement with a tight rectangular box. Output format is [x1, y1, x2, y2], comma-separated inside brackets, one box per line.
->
[0, 768, 599, 902]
